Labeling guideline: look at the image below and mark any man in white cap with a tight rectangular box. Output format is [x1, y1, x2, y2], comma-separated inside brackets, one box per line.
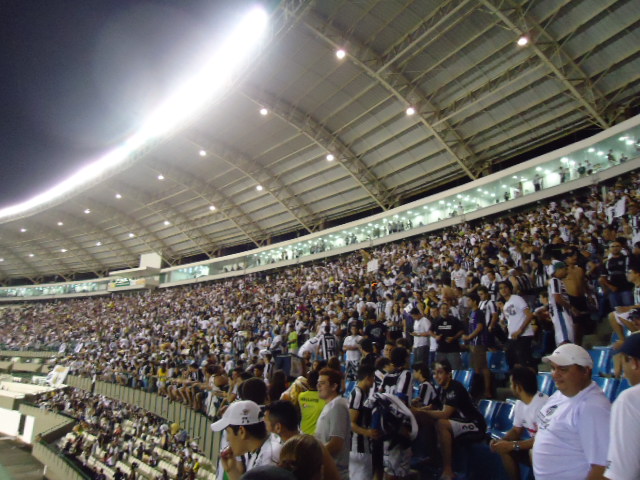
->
[605, 332, 640, 480]
[532, 344, 611, 480]
[211, 400, 281, 480]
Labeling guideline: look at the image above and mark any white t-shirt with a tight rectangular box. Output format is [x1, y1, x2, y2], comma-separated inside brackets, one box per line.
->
[513, 392, 548, 437]
[412, 317, 431, 348]
[245, 434, 282, 471]
[605, 382, 640, 480]
[532, 382, 611, 480]
[503, 295, 534, 338]
[343, 335, 363, 362]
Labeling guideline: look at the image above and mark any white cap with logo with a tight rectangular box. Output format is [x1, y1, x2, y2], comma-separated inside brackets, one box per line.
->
[211, 400, 263, 431]
[542, 343, 593, 368]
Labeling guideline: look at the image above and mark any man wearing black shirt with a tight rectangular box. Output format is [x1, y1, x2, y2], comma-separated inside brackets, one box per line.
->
[432, 303, 464, 370]
[600, 240, 634, 307]
[364, 315, 388, 347]
[424, 360, 486, 480]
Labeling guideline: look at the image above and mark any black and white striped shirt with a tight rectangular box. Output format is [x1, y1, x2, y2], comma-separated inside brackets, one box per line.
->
[348, 386, 372, 454]
[479, 299, 498, 327]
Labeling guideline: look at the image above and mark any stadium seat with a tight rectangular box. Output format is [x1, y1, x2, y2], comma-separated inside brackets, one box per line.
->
[453, 369, 474, 391]
[461, 351, 471, 369]
[537, 372, 556, 396]
[343, 380, 356, 398]
[489, 402, 515, 439]
[589, 347, 613, 377]
[593, 376, 619, 402]
[477, 399, 500, 426]
[487, 351, 509, 374]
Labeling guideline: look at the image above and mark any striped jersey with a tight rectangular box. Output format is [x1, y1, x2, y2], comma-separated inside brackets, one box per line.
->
[348, 386, 372, 454]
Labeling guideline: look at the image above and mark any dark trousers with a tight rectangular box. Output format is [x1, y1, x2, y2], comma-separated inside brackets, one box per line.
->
[506, 336, 534, 369]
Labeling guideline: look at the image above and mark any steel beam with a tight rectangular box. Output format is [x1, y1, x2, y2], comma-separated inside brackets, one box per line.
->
[479, 0, 610, 129]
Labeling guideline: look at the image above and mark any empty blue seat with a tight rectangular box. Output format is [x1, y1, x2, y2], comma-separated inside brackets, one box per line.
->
[537, 372, 556, 396]
[589, 347, 613, 377]
[460, 351, 471, 369]
[488, 351, 509, 374]
[477, 399, 500, 426]
[343, 380, 356, 398]
[489, 402, 515, 439]
[454, 369, 474, 391]
[593, 376, 619, 402]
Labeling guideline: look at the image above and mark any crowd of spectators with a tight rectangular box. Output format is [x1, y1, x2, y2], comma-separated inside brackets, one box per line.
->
[3, 169, 640, 479]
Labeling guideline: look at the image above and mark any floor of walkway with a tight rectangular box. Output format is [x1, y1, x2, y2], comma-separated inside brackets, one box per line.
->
[0, 437, 44, 480]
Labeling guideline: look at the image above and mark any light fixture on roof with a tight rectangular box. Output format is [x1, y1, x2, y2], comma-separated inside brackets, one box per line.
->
[84, 208, 91, 214]
[128, 233, 135, 238]
[60, 248, 67, 253]
[20, 228, 27, 233]
[517, 36, 529, 46]
[256, 185, 263, 191]
[326, 154, 335, 161]
[96, 241, 102, 246]
[57, 221, 64, 226]
[157, 174, 165, 180]
[199, 150, 207, 157]
[28, 253, 34, 257]
[115, 193, 122, 199]
[0, 258, 4, 262]
[164, 220, 171, 226]
[588, 148, 595, 153]
[406, 106, 416, 116]
[259, 108, 268, 116]
[0, 7, 268, 223]
[209, 205, 216, 211]
[335, 48, 346, 59]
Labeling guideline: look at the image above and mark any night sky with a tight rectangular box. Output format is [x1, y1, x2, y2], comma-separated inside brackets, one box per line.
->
[0, 0, 259, 208]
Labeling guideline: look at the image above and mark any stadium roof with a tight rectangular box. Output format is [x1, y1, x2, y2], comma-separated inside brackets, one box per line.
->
[1, 0, 639, 282]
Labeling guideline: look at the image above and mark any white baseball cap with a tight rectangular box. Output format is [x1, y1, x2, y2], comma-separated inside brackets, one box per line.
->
[211, 400, 262, 431]
[542, 344, 593, 368]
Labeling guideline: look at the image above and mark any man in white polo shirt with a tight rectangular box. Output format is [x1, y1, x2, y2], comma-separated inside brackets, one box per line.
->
[499, 281, 535, 369]
[605, 332, 640, 480]
[532, 344, 611, 480]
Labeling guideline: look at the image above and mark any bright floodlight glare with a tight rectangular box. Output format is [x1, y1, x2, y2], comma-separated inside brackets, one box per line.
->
[259, 107, 268, 115]
[199, 150, 207, 157]
[61, 248, 67, 253]
[209, 205, 216, 211]
[164, 220, 171, 226]
[20, 228, 27, 232]
[157, 174, 165, 180]
[406, 106, 416, 116]
[256, 185, 264, 191]
[326, 154, 335, 161]
[517, 36, 529, 46]
[84, 208, 91, 214]
[0, 7, 268, 222]
[336, 49, 346, 59]
[28, 253, 34, 257]
[57, 221, 64, 226]
[96, 241, 102, 246]
[128, 233, 135, 238]
[115, 193, 122, 199]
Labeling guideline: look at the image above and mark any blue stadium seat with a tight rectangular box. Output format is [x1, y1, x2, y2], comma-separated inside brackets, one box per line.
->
[461, 351, 471, 370]
[488, 351, 509, 374]
[454, 369, 474, 391]
[489, 402, 515, 439]
[615, 378, 631, 399]
[537, 372, 556, 396]
[593, 376, 619, 402]
[589, 347, 613, 377]
[477, 399, 500, 426]
[343, 380, 356, 398]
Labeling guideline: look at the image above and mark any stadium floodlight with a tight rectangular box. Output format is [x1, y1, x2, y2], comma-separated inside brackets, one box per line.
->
[517, 36, 529, 46]
[199, 150, 207, 157]
[259, 108, 268, 116]
[336, 49, 346, 59]
[0, 7, 268, 222]
[57, 221, 64, 226]
[115, 193, 122, 199]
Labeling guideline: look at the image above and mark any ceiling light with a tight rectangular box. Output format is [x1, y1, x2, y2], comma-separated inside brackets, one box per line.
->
[115, 193, 122, 199]
[259, 108, 268, 116]
[0, 258, 4, 262]
[209, 205, 216, 211]
[157, 174, 165, 180]
[588, 148, 595, 152]
[517, 36, 529, 46]
[128, 233, 135, 238]
[57, 222, 64, 226]
[406, 106, 416, 116]
[60, 248, 67, 253]
[20, 228, 27, 233]
[199, 150, 207, 157]
[619, 136, 627, 141]
[626, 140, 634, 145]
[256, 185, 263, 191]
[335, 49, 346, 59]
[96, 241, 102, 246]
[326, 154, 335, 161]
[164, 220, 171, 226]
[28, 253, 34, 258]
[84, 208, 91, 214]
[0, 8, 268, 223]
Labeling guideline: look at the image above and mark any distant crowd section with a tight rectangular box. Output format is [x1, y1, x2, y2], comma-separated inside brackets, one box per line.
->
[3, 168, 640, 480]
